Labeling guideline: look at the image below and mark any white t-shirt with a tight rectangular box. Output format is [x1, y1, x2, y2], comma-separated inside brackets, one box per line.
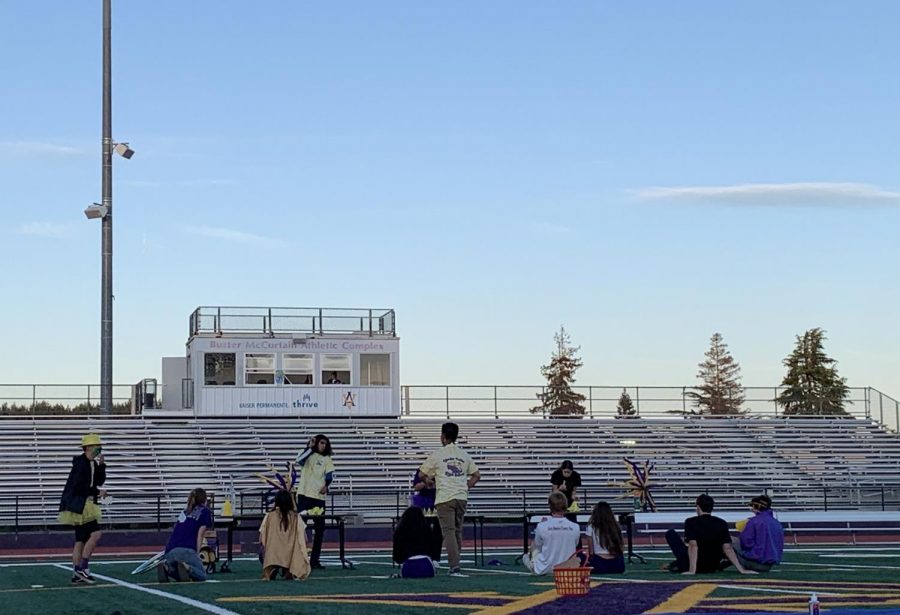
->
[585, 527, 611, 556]
[531, 516, 581, 575]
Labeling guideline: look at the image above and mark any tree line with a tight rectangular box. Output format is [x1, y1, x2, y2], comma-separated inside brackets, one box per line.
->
[532, 327, 850, 418]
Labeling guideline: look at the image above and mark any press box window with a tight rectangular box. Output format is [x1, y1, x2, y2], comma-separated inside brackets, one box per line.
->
[283, 353, 314, 385]
[204, 353, 236, 386]
[360, 354, 390, 386]
[322, 354, 351, 385]
[245, 353, 276, 385]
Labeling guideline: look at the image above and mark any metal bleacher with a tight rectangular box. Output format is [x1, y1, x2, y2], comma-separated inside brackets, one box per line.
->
[3, 417, 900, 528]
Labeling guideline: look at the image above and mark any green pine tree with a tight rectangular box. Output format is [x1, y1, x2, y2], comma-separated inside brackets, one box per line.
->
[616, 388, 638, 419]
[777, 327, 849, 416]
[687, 332, 745, 415]
[532, 326, 586, 418]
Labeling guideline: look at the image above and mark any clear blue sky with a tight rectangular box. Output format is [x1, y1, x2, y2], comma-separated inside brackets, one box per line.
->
[1, 1, 898, 394]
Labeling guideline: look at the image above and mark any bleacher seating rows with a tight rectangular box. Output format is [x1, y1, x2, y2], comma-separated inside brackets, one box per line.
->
[2, 417, 900, 526]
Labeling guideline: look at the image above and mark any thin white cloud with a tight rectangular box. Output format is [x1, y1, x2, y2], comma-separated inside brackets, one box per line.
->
[532, 221, 576, 237]
[632, 182, 900, 207]
[123, 178, 237, 188]
[0, 140, 85, 156]
[181, 178, 237, 187]
[183, 225, 281, 245]
[17, 222, 68, 238]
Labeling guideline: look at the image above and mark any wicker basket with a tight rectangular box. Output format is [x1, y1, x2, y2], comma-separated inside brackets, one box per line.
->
[552, 566, 592, 596]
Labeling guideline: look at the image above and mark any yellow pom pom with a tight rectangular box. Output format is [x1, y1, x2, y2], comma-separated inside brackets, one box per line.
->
[735, 518, 749, 532]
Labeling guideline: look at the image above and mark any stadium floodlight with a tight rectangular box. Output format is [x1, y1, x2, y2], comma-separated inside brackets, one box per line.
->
[113, 142, 135, 159]
[84, 203, 109, 219]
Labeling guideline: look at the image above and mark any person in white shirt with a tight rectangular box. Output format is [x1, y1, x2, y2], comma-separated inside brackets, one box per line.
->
[419, 422, 480, 578]
[523, 492, 581, 575]
[585, 501, 625, 574]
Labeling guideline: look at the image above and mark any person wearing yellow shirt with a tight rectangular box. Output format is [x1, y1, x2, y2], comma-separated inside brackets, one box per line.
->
[295, 434, 334, 569]
[419, 422, 480, 577]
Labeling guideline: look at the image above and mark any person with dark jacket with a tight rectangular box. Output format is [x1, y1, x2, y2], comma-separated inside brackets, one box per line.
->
[392, 507, 436, 578]
[58, 434, 107, 585]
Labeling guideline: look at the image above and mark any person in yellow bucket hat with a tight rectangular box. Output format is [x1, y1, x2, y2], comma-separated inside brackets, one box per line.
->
[58, 433, 107, 584]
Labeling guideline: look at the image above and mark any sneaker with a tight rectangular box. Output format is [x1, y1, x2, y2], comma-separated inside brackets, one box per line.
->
[73, 568, 95, 584]
[448, 567, 468, 578]
[156, 562, 169, 583]
[175, 562, 192, 582]
[71, 574, 88, 585]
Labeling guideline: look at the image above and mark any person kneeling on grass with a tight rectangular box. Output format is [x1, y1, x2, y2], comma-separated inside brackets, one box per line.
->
[522, 492, 581, 575]
[157, 488, 212, 582]
[585, 502, 625, 574]
[260, 489, 311, 580]
[393, 506, 437, 578]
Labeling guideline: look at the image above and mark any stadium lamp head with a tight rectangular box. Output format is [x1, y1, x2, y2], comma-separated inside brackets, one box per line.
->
[113, 142, 135, 159]
[84, 203, 109, 220]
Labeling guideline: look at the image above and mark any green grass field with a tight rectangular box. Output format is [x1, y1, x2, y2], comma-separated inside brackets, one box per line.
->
[3, 547, 900, 615]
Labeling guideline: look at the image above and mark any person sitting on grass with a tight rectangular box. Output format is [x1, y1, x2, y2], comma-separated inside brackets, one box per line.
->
[522, 492, 581, 575]
[728, 495, 783, 573]
[393, 506, 437, 578]
[157, 488, 212, 582]
[585, 502, 625, 574]
[665, 494, 757, 575]
[259, 489, 311, 580]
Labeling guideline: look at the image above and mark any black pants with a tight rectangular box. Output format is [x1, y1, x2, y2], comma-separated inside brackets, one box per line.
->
[665, 528, 690, 572]
[297, 495, 326, 564]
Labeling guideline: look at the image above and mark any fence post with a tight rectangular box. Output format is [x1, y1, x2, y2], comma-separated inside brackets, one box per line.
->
[493, 386, 498, 420]
[823, 487, 828, 512]
[445, 386, 451, 420]
[682, 387, 687, 417]
[881, 486, 886, 511]
[15, 495, 19, 535]
[156, 495, 162, 532]
[588, 386, 593, 419]
[32, 385, 36, 414]
[635, 387, 640, 416]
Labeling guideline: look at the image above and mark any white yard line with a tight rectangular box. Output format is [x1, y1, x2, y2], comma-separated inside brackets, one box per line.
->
[717, 584, 840, 597]
[51, 564, 241, 615]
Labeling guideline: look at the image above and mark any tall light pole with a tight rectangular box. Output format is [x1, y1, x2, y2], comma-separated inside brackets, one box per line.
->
[100, 0, 113, 415]
[88, 0, 132, 413]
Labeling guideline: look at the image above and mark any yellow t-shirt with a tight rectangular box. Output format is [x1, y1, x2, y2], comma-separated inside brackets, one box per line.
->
[419, 443, 479, 505]
[296, 452, 335, 500]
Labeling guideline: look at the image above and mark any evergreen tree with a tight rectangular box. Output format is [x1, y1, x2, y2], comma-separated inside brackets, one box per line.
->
[687, 332, 745, 415]
[616, 388, 638, 419]
[777, 328, 849, 416]
[532, 327, 586, 418]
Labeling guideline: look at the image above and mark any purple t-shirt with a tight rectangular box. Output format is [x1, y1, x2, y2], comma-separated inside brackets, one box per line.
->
[166, 505, 213, 553]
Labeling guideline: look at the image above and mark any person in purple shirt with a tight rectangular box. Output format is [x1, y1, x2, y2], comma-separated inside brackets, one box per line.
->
[157, 488, 213, 582]
[732, 495, 784, 572]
